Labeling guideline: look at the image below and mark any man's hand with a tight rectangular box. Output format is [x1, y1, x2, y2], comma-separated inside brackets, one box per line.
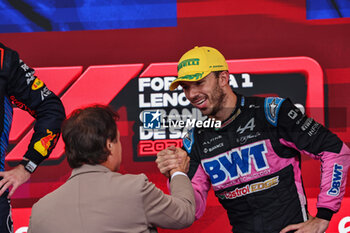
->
[0, 165, 31, 198]
[169, 149, 190, 177]
[280, 214, 329, 233]
[156, 146, 189, 178]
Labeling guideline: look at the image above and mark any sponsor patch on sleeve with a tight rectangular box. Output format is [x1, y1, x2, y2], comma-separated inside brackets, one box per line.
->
[183, 128, 194, 153]
[31, 78, 44, 90]
[34, 129, 57, 156]
[327, 163, 343, 196]
[264, 97, 285, 126]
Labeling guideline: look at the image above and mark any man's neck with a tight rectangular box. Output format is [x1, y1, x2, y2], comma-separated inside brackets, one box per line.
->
[212, 90, 237, 121]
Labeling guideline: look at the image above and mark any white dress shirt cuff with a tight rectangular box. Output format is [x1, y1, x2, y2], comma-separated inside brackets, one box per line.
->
[171, 171, 187, 179]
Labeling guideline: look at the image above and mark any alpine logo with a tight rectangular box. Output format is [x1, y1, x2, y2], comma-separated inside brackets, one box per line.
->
[327, 163, 343, 196]
[203, 135, 223, 145]
[237, 118, 255, 134]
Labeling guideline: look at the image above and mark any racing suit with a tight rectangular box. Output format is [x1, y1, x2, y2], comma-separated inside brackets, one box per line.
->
[0, 43, 65, 233]
[183, 93, 350, 233]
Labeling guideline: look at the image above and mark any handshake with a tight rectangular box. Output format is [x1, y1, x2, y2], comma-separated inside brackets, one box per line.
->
[156, 146, 190, 178]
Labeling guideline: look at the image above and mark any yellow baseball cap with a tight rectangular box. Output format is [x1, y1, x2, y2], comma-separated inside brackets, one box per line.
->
[169, 46, 229, 91]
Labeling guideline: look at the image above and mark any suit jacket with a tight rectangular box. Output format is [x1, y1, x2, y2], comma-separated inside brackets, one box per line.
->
[28, 164, 195, 233]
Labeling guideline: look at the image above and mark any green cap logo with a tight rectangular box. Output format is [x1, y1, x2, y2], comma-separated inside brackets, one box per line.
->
[177, 58, 200, 72]
[179, 72, 204, 81]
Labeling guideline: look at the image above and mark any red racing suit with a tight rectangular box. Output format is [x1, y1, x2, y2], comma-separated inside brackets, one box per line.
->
[183, 94, 350, 233]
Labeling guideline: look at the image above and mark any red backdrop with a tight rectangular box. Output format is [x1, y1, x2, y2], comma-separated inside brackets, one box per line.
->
[2, 1, 350, 232]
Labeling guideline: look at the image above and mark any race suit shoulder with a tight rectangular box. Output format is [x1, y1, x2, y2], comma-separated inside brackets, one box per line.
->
[0, 43, 66, 172]
[183, 94, 350, 233]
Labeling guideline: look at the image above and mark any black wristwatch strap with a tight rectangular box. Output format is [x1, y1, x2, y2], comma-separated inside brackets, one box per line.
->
[19, 159, 38, 173]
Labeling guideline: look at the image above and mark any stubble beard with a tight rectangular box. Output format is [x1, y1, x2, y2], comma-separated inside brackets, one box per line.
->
[202, 80, 226, 119]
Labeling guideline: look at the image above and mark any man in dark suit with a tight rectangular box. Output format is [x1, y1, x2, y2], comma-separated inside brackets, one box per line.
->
[28, 105, 195, 233]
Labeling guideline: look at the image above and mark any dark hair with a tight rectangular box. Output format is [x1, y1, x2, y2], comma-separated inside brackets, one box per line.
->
[213, 71, 223, 78]
[213, 70, 229, 84]
[62, 105, 119, 168]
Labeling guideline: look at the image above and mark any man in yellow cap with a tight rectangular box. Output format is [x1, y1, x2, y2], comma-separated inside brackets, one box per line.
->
[170, 46, 236, 122]
[156, 46, 350, 233]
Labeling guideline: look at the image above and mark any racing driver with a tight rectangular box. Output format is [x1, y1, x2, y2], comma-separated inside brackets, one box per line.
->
[156, 46, 350, 233]
[0, 43, 65, 233]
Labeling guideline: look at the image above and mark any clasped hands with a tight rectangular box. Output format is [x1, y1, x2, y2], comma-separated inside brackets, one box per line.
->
[156, 146, 189, 177]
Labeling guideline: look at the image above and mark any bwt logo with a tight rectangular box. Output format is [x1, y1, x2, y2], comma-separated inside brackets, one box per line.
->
[202, 141, 269, 185]
[143, 110, 162, 129]
[328, 163, 343, 196]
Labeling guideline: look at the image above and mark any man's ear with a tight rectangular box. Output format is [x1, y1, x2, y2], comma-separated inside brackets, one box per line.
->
[219, 71, 230, 87]
[106, 139, 113, 153]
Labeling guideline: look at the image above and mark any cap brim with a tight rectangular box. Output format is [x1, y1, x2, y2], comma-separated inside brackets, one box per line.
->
[169, 71, 211, 91]
[169, 79, 182, 91]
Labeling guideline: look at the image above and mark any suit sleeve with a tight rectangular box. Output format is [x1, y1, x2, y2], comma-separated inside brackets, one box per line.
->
[141, 174, 195, 229]
[266, 97, 350, 221]
[3, 44, 66, 167]
[27, 203, 37, 233]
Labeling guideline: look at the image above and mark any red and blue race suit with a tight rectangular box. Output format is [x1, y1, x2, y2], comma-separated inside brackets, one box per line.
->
[0, 43, 65, 233]
[183, 93, 350, 233]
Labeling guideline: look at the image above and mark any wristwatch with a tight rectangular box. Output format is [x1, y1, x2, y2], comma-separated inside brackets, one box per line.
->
[19, 159, 38, 173]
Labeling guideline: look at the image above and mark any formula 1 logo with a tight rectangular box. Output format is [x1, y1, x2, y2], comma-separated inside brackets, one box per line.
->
[328, 163, 343, 196]
[6, 64, 143, 162]
[202, 141, 269, 186]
